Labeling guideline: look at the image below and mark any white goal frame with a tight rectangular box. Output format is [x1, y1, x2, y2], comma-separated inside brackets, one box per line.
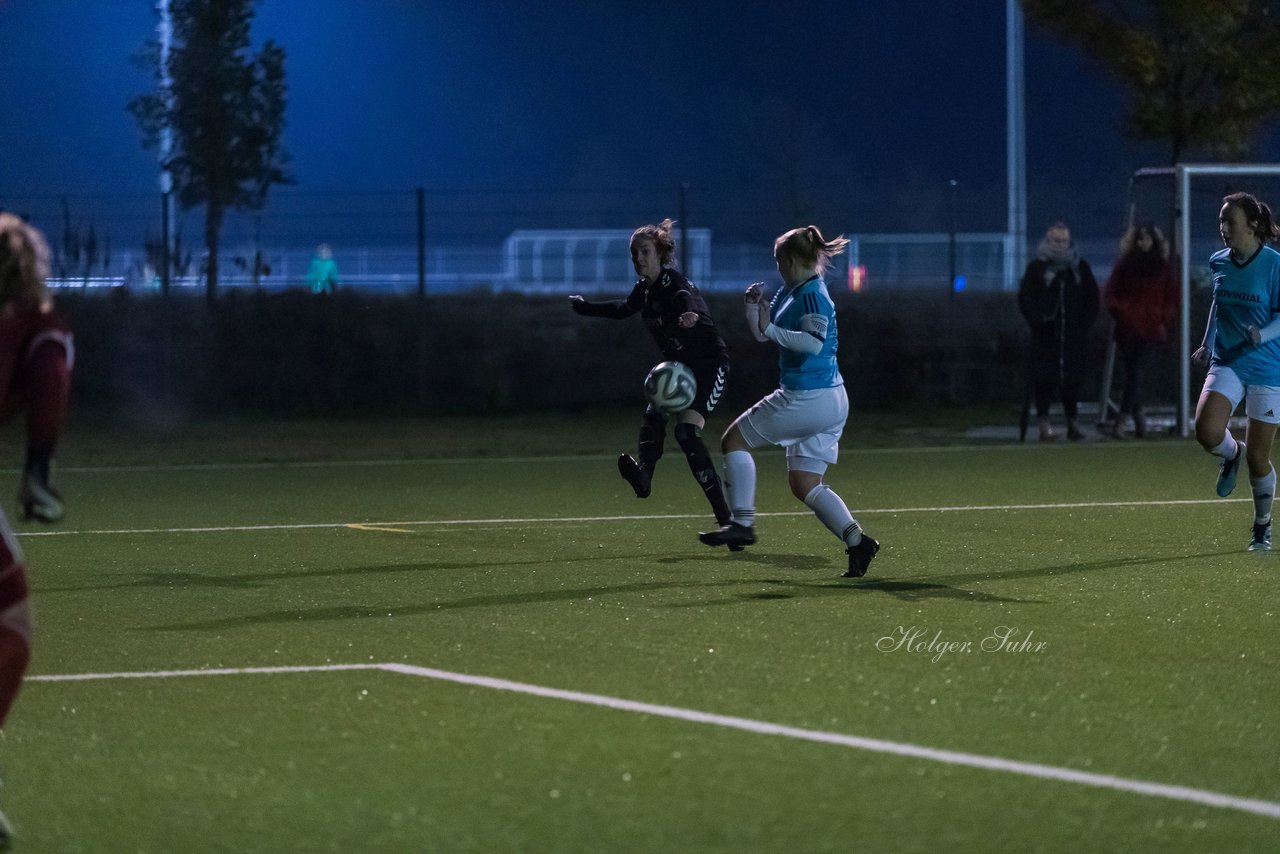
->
[1125, 163, 1280, 437]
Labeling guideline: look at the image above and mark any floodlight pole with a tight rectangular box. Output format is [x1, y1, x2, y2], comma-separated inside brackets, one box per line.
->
[158, 0, 175, 295]
[948, 179, 958, 302]
[1005, 0, 1026, 291]
[1178, 165, 1191, 439]
[417, 187, 426, 298]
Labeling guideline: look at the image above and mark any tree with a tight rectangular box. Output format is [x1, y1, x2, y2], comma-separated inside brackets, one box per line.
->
[1021, 0, 1280, 162]
[129, 0, 290, 301]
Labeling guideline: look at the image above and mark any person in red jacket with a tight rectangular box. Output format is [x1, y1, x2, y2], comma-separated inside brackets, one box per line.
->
[1103, 222, 1177, 438]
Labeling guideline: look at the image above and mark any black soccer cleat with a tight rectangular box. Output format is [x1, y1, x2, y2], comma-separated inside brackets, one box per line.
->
[698, 522, 756, 551]
[19, 467, 64, 524]
[617, 454, 652, 499]
[1249, 519, 1272, 552]
[842, 535, 880, 578]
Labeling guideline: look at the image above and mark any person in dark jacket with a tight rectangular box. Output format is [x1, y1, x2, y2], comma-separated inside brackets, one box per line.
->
[1102, 222, 1177, 438]
[1018, 222, 1100, 440]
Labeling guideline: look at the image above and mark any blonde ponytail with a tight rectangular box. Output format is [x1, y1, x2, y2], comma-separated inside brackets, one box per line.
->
[776, 224, 849, 275]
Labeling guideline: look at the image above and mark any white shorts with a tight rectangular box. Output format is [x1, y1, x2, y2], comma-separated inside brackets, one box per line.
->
[1203, 365, 1280, 424]
[734, 384, 848, 473]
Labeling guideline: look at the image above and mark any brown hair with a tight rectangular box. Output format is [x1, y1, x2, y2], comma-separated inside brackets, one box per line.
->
[630, 218, 677, 267]
[774, 225, 849, 276]
[0, 213, 51, 308]
[1120, 222, 1169, 259]
[1222, 192, 1280, 245]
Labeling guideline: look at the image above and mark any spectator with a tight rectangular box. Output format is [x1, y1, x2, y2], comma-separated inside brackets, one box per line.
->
[306, 243, 340, 294]
[1103, 222, 1177, 438]
[1018, 222, 1100, 440]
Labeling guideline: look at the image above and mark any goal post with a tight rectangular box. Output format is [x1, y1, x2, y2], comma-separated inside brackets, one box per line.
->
[1114, 163, 1280, 438]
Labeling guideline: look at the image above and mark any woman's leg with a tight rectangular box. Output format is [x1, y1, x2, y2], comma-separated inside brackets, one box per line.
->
[618, 407, 666, 498]
[1244, 418, 1278, 550]
[697, 417, 759, 548]
[719, 420, 757, 528]
[675, 410, 731, 526]
[1196, 387, 1243, 497]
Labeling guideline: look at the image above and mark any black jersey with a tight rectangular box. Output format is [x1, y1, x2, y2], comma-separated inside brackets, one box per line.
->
[572, 269, 727, 361]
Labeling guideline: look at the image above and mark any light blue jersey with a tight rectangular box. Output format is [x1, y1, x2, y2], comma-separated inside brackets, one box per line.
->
[1209, 244, 1280, 385]
[770, 275, 842, 390]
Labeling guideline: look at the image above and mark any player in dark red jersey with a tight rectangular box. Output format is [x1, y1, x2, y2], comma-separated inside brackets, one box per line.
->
[0, 213, 73, 523]
[0, 212, 71, 849]
[570, 219, 732, 528]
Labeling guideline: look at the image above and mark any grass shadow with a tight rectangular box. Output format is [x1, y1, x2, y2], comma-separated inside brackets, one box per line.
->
[42, 551, 698, 594]
[902, 549, 1243, 588]
[140, 574, 752, 632]
[668, 576, 1039, 607]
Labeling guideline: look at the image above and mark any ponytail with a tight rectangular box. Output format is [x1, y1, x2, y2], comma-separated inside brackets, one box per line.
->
[1223, 192, 1280, 245]
[776, 224, 849, 275]
[630, 218, 678, 267]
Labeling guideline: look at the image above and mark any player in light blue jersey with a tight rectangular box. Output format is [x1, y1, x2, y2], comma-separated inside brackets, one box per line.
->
[1193, 192, 1280, 551]
[699, 225, 880, 578]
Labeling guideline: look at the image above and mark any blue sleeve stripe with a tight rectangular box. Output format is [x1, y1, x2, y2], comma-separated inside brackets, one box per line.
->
[807, 330, 825, 342]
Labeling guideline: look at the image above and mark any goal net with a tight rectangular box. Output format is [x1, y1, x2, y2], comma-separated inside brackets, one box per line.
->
[1102, 164, 1280, 437]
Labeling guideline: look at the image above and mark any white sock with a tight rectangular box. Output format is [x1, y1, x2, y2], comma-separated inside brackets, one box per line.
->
[1251, 466, 1276, 525]
[1211, 433, 1240, 460]
[723, 450, 756, 527]
[803, 483, 862, 546]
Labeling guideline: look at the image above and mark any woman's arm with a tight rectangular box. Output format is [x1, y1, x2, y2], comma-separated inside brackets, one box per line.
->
[763, 322, 823, 355]
[743, 283, 770, 342]
[569, 281, 644, 319]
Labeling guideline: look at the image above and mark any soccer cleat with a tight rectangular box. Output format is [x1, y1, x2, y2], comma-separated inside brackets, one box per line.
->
[842, 535, 881, 578]
[1216, 443, 1245, 498]
[1249, 519, 1272, 552]
[0, 804, 11, 851]
[18, 468, 64, 524]
[698, 522, 756, 551]
[617, 454, 651, 499]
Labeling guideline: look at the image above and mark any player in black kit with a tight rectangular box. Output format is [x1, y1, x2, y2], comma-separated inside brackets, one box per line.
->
[570, 219, 732, 528]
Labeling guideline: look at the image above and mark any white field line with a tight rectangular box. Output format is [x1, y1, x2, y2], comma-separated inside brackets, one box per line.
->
[26, 661, 1280, 822]
[27, 663, 373, 681]
[15, 496, 1250, 538]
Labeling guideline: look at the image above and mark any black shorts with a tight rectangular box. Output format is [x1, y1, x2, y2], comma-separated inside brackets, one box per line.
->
[646, 354, 729, 420]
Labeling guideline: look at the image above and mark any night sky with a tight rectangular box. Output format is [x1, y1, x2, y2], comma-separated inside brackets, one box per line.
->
[2, 0, 1278, 244]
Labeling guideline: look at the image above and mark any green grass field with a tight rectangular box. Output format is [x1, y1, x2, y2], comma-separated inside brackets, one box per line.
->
[2, 414, 1277, 852]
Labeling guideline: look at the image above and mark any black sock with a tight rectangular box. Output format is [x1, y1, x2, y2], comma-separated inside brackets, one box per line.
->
[25, 446, 51, 482]
[674, 423, 731, 525]
[637, 408, 666, 476]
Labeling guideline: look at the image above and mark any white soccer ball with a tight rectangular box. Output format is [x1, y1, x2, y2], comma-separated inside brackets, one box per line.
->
[644, 361, 697, 414]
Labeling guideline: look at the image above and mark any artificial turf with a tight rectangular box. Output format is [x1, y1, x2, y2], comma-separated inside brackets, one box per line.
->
[1, 416, 1276, 852]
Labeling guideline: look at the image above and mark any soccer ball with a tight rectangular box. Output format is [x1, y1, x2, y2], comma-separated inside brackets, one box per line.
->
[644, 361, 697, 414]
